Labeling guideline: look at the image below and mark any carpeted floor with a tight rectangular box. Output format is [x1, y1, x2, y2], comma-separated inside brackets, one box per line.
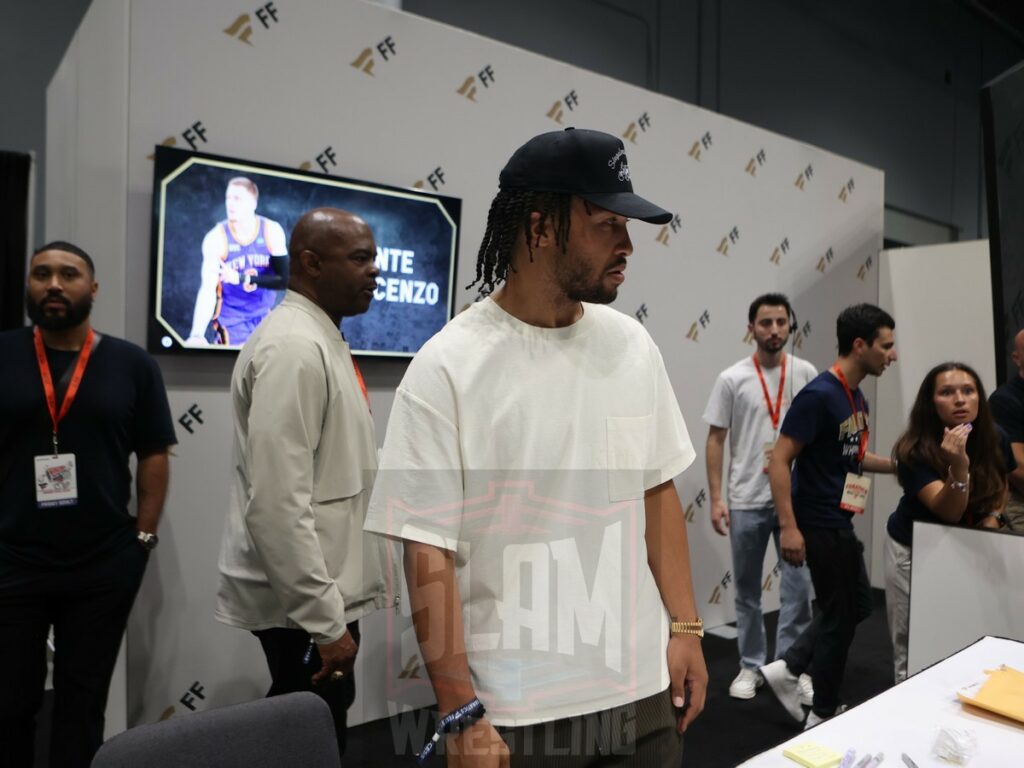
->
[343, 589, 895, 768]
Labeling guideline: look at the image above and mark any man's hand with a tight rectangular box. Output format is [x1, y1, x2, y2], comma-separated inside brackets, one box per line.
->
[311, 630, 359, 686]
[668, 634, 707, 733]
[710, 499, 730, 536]
[780, 525, 805, 566]
[445, 719, 509, 767]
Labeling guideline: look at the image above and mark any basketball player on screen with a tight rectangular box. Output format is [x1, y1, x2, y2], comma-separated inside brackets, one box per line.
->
[186, 177, 289, 346]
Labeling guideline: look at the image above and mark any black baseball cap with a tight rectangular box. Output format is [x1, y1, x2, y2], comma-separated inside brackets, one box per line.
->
[498, 127, 672, 225]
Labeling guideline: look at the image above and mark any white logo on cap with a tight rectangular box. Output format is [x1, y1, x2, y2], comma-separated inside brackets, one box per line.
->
[607, 148, 630, 182]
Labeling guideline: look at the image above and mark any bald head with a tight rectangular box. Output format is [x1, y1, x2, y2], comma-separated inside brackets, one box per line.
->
[289, 208, 369, 272]
[287, 207, 379, 323]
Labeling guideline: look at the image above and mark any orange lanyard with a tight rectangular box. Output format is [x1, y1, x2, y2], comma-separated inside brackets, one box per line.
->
[351, 358, 371, 412]
[752, 354, 787, 431]
[33, 327, 95, 454]
[831, 365, 868, 464]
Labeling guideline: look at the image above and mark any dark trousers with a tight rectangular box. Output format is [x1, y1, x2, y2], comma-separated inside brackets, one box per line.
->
[0, 539, 149, 768]
[782, 528, 872, 717]
[492, 689, 683, 767]
[254, 622, 360, 759]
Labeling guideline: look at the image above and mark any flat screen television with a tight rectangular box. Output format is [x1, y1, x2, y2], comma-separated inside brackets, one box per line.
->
[148, 146, 461, 357]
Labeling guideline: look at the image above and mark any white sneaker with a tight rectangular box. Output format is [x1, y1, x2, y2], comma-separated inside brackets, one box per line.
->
[728, 668, 764, 700]
[760, 659, 805, 721]
[798, 673, 814, 707]
[803, 704, 846, 731]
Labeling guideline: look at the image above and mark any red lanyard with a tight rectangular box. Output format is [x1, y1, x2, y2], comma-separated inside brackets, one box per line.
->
[752, 354, 787, 431]
[831, 365, 868, 464]
[351, 358, 371, 412]
[34, 327, 95, 454]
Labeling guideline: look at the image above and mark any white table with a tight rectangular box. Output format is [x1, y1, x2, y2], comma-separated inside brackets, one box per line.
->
[739, 636, 1024, 767]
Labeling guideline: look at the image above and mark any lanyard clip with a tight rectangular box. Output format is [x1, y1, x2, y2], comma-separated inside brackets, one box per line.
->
[51, 431, 59, 456]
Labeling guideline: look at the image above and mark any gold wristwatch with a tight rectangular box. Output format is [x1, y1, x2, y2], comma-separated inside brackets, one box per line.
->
[670, 618, 704, 638]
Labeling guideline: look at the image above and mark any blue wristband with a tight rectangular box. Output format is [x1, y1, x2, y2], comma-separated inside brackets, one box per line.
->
[416, 697, 486, 764]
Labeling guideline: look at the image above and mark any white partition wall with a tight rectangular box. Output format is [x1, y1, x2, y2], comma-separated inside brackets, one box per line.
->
[908, 523, 1024, 675]
[873, 241, 996, 586]
[48, 0, 884, 732]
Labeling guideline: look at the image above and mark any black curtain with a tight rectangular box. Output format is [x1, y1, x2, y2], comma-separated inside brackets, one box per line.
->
[0, 150, 32, 330]
[982, 60, 1024, 383]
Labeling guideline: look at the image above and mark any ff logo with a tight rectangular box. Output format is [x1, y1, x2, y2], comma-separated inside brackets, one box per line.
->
[689, 131, 712, 161]
[177, 404, 204, 434]
[146, 135, 177, 161]
[686, 310, 710, 341]
[769, 236, 790, 265]
[717, 226, 739, 255]
[655, 213, 682, 245]
[456, 65, 496, 101]
[709, 571, 733, 604]
[745, 148, 766, 176]
[413, 167, 446, 190]
[684, 503, 695, 523]
[300, 146, 337, 173]
[634, 303, 649, 324]
[148, 122, 207, 159]
[795, 164, 814, 190]
[546, 90, 579, 123]
[179, 681, 206, 712]
[792, 320, 812, 349]
[351, 36, 397, 76]
[398, 656, 422, 679]
[223, 3, 279, 45]
[762, 562, 781, 593]
[856, 254, 874, 280]
[816, 246, 835, 273]
[622, 112, 651, 143]
[839, 177, 855, 202]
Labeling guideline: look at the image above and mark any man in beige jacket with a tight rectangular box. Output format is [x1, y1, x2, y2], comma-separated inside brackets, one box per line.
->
[216, 207, 393, 757]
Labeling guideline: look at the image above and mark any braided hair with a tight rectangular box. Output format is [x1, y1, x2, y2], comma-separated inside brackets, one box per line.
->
[467, 189, 573, 296]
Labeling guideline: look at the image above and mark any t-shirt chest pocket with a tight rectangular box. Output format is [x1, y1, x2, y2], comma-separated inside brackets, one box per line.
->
[606, 414, 653, 502]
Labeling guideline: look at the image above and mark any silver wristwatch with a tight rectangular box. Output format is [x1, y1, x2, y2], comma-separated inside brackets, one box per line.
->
[137, 531, 159, 551]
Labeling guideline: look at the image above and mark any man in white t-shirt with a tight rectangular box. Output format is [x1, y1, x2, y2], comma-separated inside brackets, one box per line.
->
[704, 294, 816, 703]
[365, 128, 707, 766]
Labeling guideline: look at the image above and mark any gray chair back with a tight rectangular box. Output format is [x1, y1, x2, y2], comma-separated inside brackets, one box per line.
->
[91, 692, 341, 767]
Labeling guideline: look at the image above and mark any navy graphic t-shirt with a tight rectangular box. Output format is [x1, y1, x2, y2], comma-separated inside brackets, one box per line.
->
[780, 371, 868, 529]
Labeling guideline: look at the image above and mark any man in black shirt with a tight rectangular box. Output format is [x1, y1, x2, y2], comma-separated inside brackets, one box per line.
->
[989, 328, 1024, 534]
[0, 242, 176, 767]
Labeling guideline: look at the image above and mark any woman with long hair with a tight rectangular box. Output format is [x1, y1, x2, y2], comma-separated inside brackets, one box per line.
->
[885, 362, 1014, 682]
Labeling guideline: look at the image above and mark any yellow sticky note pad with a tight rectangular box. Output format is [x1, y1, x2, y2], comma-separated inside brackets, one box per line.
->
[782, 741, 843, 768]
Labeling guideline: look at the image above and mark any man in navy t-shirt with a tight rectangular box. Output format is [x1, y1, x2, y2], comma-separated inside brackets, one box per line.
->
[0, 242, 176, 767]
[761, 304, 898, 729]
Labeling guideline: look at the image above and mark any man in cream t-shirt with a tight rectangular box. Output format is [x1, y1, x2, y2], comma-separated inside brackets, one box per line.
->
[366, 128, 708, 766]
[704, 294, 816, 703]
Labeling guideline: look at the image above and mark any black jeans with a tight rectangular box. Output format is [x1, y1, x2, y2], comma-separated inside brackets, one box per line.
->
[0, 538, 149, 768]
[782, 527, 872, 717]
[253, 621, 360, 759]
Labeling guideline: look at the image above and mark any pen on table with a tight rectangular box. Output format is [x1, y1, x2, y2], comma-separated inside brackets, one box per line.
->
[853, 756, 872, 768]
[901, 754, 919, 768]
[864, 753, 884, 768]
[838, 748, 857, 768]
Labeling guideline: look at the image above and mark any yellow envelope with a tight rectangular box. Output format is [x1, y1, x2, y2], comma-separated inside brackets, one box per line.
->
[957, 665, 1024, 723]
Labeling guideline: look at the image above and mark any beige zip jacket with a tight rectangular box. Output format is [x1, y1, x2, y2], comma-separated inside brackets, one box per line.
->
[216, 290, 395, 643]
